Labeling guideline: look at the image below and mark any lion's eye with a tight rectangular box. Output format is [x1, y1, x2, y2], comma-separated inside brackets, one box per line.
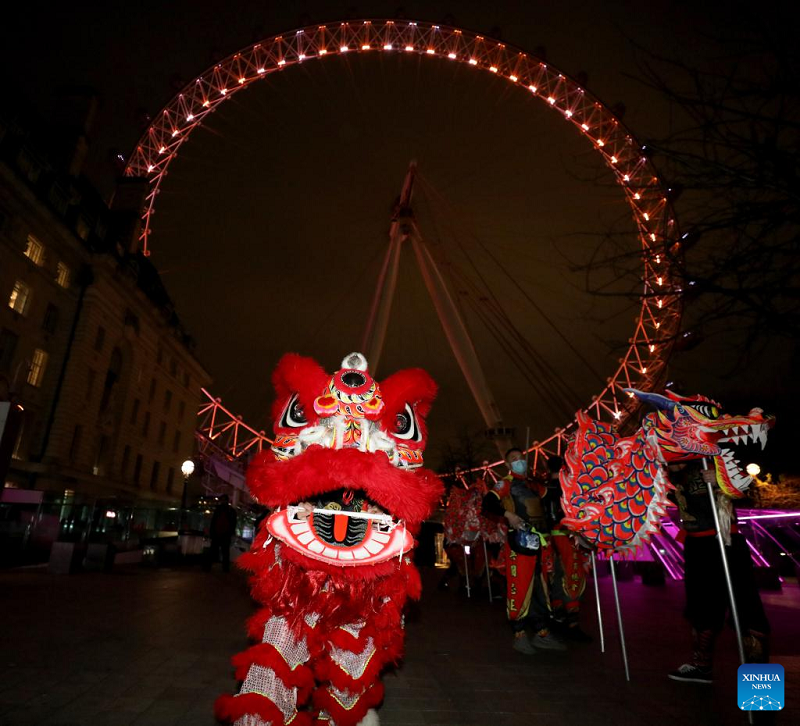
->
[280, 394, 307, 428]
[396, 412, 411, 436]
[393, 404, 421, 442]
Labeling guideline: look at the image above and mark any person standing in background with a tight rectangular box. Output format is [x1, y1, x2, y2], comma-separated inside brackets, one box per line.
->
[205, 494, 238, 573]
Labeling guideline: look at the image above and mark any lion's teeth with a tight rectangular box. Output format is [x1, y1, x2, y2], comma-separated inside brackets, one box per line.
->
[297, 531, 315, 545]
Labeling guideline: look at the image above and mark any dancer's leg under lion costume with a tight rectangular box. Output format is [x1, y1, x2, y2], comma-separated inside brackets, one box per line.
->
[216, 353, 442, 726]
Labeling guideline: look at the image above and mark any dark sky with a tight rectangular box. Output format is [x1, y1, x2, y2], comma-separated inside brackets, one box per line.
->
[4, 1, 796, 471]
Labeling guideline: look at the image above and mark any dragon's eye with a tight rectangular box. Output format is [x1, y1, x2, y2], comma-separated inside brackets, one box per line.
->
[691, 404, 719, 420]
[280, 394, 307, 428]
[393, 403, 421, 442]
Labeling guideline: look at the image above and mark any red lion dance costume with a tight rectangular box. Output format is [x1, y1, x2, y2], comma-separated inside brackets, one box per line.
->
[216, 352, 441, 726]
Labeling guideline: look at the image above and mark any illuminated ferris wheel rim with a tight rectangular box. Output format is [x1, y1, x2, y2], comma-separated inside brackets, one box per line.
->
[125, 19, 683, 468]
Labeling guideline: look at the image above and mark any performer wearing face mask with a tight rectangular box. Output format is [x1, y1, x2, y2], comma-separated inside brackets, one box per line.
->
[482, 448, 564, 654]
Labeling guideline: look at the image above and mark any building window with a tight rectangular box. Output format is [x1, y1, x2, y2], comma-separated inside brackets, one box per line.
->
[69, 425, 83, 463]
[86, 368, 97, 400]
[163, 389, 172, 413]
[17, 148, 42, 183]
[76, 217, 91, 241]
[124, 309, 139, 333]
[8, 280, 31, 315]
[24, 235, 45, 266]
[148, 378, 156, 403]
[130, 398, 140, 425]
[150, 461, 161, 491]
[94, 326, 105, 352]
[157, 421, 166, 446]
[157, 346, 164, 366]
[133, 454, 143, 485]
[166, 467, 175, 493]
[27, 349, 48, 387]
[178, 400, 186, 420]
[99, 348, 122, 413]
[142, 411, 151, 438]
[56, 262, 71, 288]
[172, 430, 181, 454]
[121, 445, 131, 479]
[169, 357, 177, 377]
[93, 436, 109, 476]
[42, 303, 59, 334]
[48, 185, 69, 216]
[182, 371, 189, 387]
[0, 329, 19, 371]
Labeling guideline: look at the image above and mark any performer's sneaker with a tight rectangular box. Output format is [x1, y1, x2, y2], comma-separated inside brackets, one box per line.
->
[667, 663, 713, 684]
[512, 631, 538, 655]
[531, 629, 567, 651]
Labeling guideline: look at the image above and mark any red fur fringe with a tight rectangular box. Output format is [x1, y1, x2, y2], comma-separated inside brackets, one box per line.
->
[312, 683, 384, 726]
[247, 446, 442, 534]
[277, 543, 401, 581]
[214, 692, 313, 726]
[269, 353, 330, 425]
[232, 644, 315, 702]
[314, 636, 404, 692]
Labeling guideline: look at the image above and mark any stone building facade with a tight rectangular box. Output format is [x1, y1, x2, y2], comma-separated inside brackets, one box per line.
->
[0, 102, 211, 507]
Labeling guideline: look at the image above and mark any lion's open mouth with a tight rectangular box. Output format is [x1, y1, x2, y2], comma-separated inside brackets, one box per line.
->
[266, 488, 414, 566]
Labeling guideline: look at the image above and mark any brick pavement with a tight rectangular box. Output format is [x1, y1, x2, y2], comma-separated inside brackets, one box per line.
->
[0, 563, 797, 726]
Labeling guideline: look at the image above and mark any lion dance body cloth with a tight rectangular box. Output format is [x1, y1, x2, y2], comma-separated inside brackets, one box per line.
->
[215, 353, 442, 726]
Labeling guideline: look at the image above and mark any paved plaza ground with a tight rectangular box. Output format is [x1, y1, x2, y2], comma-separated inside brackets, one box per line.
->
[1, 561, 797, 726]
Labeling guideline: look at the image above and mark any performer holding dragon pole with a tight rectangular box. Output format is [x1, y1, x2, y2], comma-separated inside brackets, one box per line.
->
[482, 448, 564, 654]
[216, 353, 442, 726]
[559, 388, 775, 682]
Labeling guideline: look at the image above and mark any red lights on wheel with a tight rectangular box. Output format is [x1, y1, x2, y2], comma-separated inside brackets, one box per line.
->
[125, 19, 682, 457]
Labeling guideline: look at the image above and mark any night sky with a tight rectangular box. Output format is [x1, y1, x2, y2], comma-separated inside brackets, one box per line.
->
[4, 1, 797, 471]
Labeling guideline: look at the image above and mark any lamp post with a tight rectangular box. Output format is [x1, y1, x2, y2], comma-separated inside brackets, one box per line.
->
[180, 459, 195, 530]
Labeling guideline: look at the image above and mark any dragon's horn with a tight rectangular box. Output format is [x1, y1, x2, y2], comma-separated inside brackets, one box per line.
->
[623, 388, 676, 411]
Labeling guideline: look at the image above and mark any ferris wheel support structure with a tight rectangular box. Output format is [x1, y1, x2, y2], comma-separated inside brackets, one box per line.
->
[361, 163, 507, 449]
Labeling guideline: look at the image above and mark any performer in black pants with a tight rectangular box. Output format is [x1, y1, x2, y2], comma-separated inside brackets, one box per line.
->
[667, 461, 770, 684]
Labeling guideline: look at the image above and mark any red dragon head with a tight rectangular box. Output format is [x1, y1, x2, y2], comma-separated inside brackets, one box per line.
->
[630, 389, 775, 498]
[248, 352, 442, 575]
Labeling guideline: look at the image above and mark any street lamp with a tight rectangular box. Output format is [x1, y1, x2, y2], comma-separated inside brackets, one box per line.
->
[746, 463, 761, 477]
[180, 458, 195, 530]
